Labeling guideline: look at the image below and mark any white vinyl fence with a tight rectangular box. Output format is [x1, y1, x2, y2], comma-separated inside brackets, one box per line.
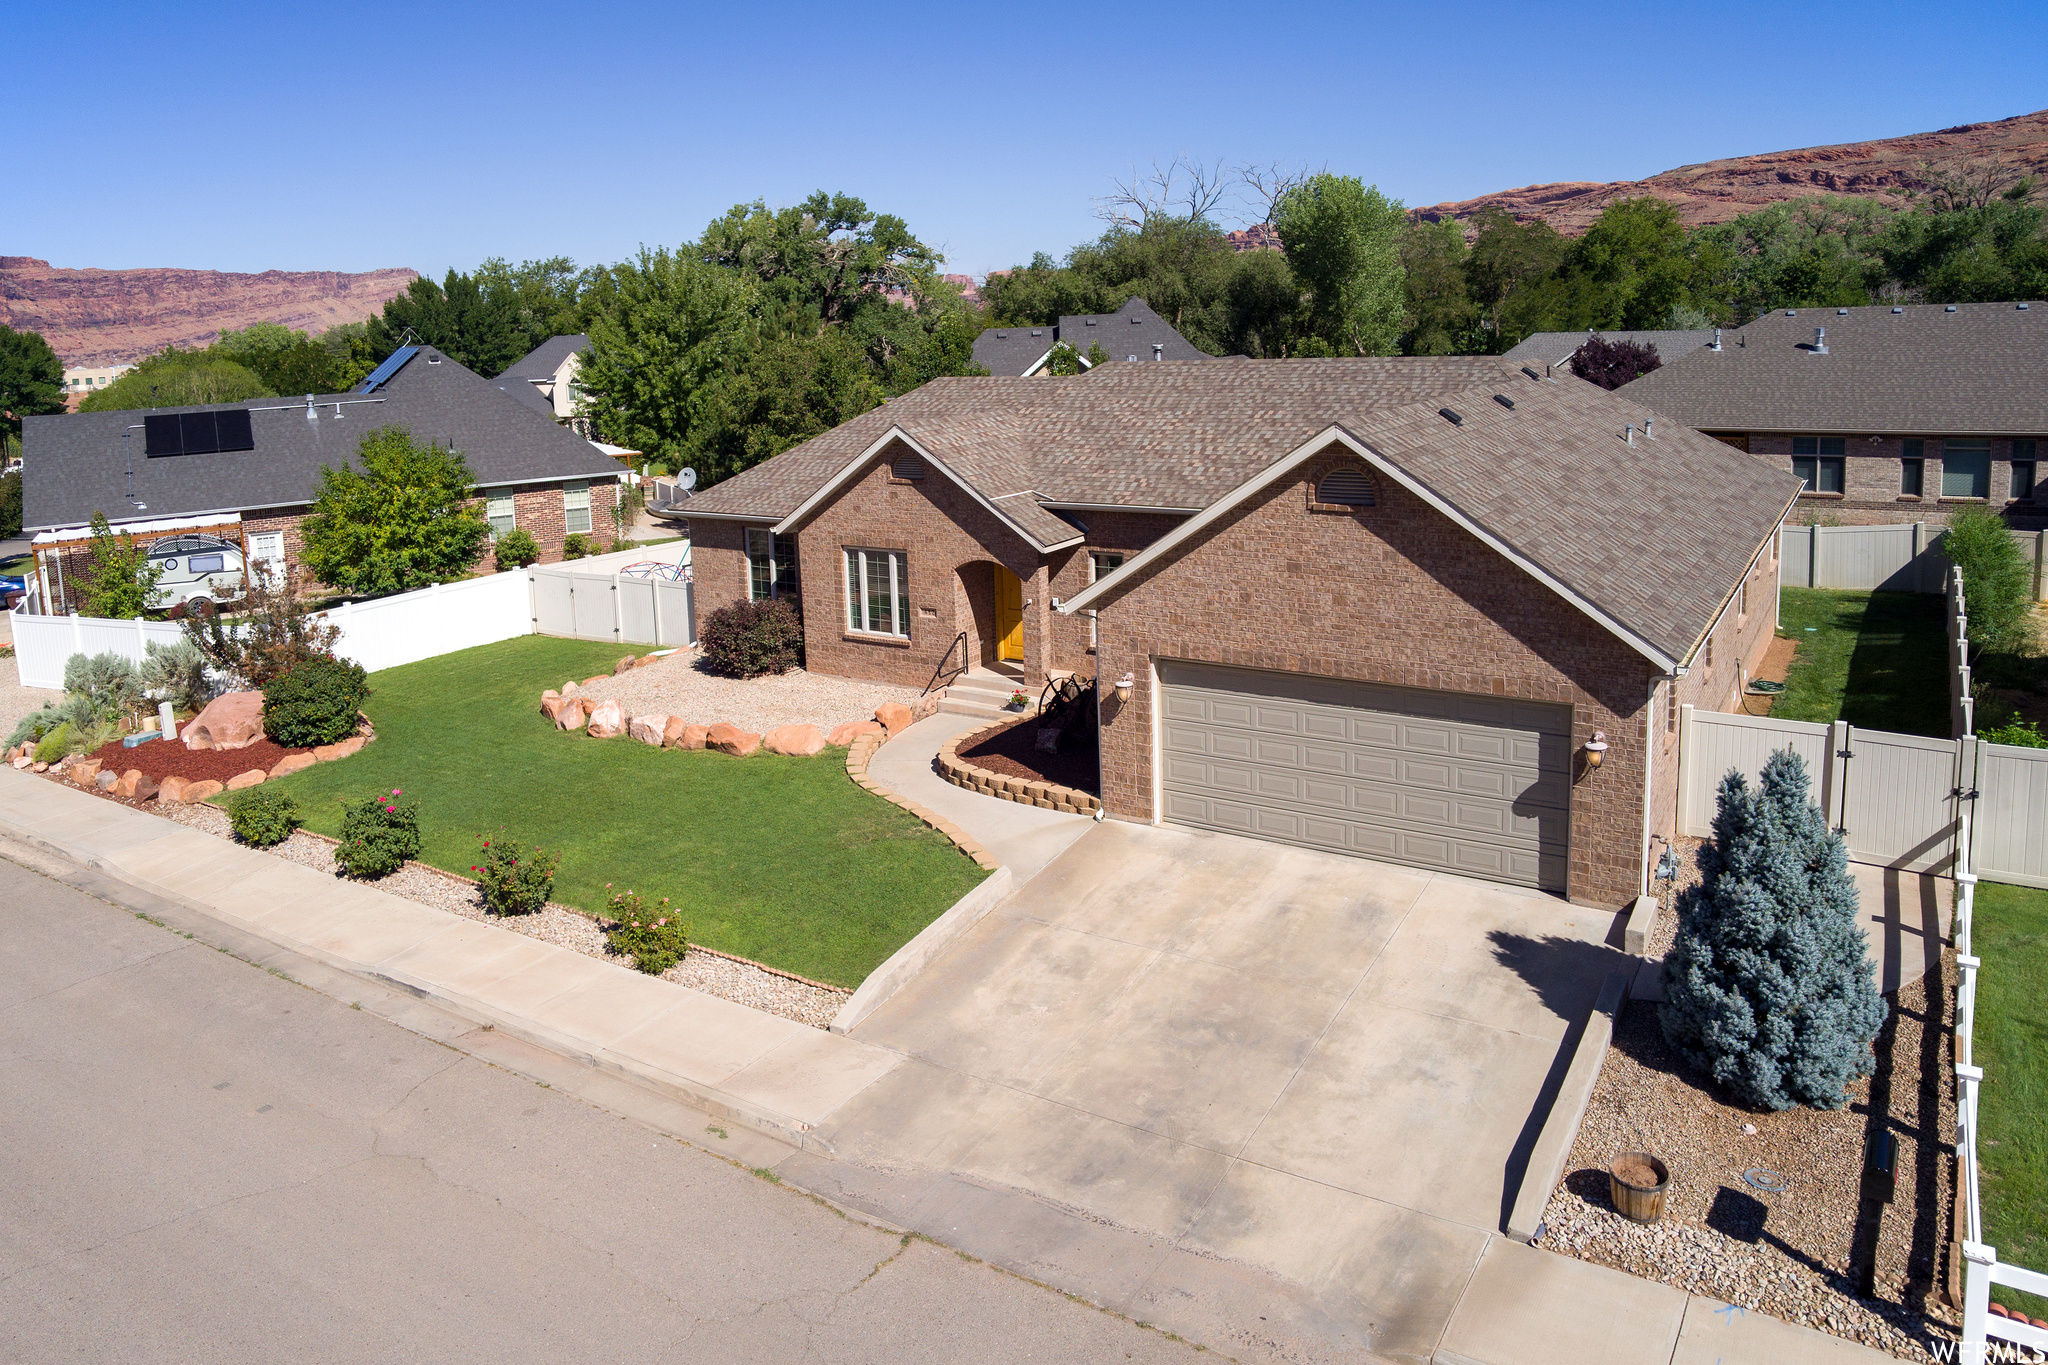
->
[1779, 522, 2048, 599]
[7, 540, 694, 688]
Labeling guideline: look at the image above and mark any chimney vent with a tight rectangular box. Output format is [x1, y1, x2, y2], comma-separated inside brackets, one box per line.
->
[1625, 425, 1636, 447]
[1152, 343, 1163, 361]
[1710, 328, 1722, 351]
[1813, 326, 1828, 355]
[1645, 417, 1655, 439]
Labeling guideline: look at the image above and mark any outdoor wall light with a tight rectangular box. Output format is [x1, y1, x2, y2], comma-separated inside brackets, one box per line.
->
[1583, 731, 1610, 770]
[1114, 672, 1135, 704]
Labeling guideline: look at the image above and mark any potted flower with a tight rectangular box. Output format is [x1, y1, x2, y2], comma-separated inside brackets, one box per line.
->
[1006, 689, 1029, 712]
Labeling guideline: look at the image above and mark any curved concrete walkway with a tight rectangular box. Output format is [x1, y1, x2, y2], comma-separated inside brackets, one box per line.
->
[866, 712, 1092, 885]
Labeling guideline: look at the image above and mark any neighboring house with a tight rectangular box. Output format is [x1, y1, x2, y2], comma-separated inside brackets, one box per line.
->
[1620, 302, 2047, 527]
[971, 297, 1210, 376]
[20, 344, 622, 610]
[60, 365, 133, 410]
[682, 359, 1797, 909]
[1501, 329, 1717, 372]
[492, 334, 591, 432]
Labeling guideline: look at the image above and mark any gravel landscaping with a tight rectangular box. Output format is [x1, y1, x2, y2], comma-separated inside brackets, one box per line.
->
[578, 649, 919, 734]
[1540, 832, 1959, 1362]
[153, 798, 850, 1028]
[0, 655, 61, 747]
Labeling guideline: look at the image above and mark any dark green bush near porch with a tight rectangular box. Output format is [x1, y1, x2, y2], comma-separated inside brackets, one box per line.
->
[335, 789, 421, 879]
[262, 656, 370, 748]
[699, 598, 803, 678]
[228, 786, 301, 848]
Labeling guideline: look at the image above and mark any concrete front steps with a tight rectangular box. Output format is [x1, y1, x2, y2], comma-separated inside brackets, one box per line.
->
[937, 667, 1031, 721]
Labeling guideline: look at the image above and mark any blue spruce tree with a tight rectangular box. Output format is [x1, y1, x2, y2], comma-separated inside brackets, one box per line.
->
[1659, 748, 1885, 1110]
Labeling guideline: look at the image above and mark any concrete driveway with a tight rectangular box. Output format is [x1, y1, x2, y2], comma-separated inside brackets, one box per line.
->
[802, 820, 1633, 1362]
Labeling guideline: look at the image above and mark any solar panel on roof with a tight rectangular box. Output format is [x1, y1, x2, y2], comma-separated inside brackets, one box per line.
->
[359, 345, 420, 392]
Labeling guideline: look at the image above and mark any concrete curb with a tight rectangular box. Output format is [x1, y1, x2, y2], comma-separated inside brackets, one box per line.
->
[1505, 968, 1629, 1244]
[828, 865, 1013, 1036]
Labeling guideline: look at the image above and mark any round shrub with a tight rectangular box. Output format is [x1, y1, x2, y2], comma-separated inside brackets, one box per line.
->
[698, 598, 803, 678]
[262, 656, 370, 749]
[603, 888, 688, 974]
[470, 835, 560, 916]
[229, 786, 301, 847]
[562, 532, 595, 560]
[494, 527, 540, 570]
[335, 788, 421, 879]
[33, 722, 77, 765]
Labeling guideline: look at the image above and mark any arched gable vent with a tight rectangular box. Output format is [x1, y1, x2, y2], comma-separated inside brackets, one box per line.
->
[1316, 466, 1376, 507]
[892, 451, 926, 480]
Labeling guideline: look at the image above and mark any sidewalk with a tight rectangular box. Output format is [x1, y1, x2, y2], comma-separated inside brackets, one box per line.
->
[0, 765, 1899, 1365]
[0, 767, 899, 1149]
[866, 712, 1092, 884]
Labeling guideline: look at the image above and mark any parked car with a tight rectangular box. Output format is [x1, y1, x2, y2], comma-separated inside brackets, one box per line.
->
[0, 572, 25, 610]
[148, 534, 246, 611]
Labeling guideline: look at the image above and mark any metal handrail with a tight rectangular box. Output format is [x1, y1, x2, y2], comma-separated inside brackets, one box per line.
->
[921, 632, 968, 697]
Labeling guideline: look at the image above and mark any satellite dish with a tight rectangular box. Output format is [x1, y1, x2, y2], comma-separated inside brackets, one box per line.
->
[679, 468, 697, 491]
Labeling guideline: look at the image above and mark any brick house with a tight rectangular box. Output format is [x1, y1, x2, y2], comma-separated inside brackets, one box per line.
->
[1620, 301, 2046, 528]
[20, 344, 621, 610]
[683, 359, 1797, 909]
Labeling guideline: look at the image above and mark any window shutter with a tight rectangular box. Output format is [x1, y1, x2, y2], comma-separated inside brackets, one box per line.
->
[1316, 467, 1376, 507]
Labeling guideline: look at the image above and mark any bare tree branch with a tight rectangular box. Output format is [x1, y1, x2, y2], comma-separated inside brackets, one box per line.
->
[1235, 162, 1317, 226]
[1092, 155, 1239, 229]
[1908, 157, 2034, 212]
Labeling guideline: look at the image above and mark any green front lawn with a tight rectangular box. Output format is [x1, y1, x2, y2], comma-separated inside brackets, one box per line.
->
[246, 635, 985, 987]
[1975, 881, 2048, 1317]
[1774, 588, 1950, 737]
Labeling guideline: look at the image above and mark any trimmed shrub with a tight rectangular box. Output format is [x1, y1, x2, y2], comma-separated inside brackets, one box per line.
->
[603, 887, 688, 974]
[494, 527, 540, 569]
[262, 657, 370, 748]
[1660, 749, 1885, 1110]
[562, 532, 595, 559]
[63, 651, 144, 721]
[335, 788, 421, 879]
[698, 598, 803, 678]
[142, 638, 213, 715]
[470, 835, 560, 916]
[1946, 504, 2037, 658]
[33, 722, 76, 765]
[229, 787, 301, 847]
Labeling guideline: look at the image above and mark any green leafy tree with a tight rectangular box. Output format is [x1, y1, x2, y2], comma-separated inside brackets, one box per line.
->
[1273, 174, 1407, 356]
[1464, 208, 1568, 349]
[369, 269, 525, 377]
[1660, 749, 1884, 1111]
[78, 349, 274, 411]
[0, 466, 21, 539]
[0, 324, 66, 436]
[213, 322, 355, 395]
[982, 218, 1245, 355]
[1401, 218, 1480, 355]
[1221, 248, 1306, 358]
[1878, 198, 2048, 304]
[1944, 504, 2038, 658]
[77, 512, 166, 617]
[298, 427, 492, 596]
[687, 330, 884, 484]
[1687, 197, 1893, 323]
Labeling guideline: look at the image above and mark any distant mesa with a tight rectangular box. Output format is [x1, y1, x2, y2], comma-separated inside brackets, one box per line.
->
[1413, 107, 2048, 236]
[0, 256, 419, 368]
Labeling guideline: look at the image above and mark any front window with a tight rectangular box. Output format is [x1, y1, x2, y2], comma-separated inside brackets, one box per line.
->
[1942, 439, 1990, 499]
[563, 481, 592, 533]
[1791, 436, 1843, 494]
[1900, 439, 1924, 496]
[1088, 552, 1123, 646]
[748, 528, 799, 601]
[844, 548, 907, 636]
[486, 490, 515, 537]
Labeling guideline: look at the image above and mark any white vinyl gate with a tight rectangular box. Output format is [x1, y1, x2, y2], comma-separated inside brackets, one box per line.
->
[529, 567, 695, 647]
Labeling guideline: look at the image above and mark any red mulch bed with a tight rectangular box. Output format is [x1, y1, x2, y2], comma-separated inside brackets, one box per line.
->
[958, 717, 1099, 794]
[84, 734, 312, 784]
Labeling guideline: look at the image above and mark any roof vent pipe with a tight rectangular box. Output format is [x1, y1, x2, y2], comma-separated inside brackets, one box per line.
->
[1812, 326, 1828, 355]
[1625, 424, 1636, 447]
[1645, 417, 1655, 439]
[1153, 343, 1163, 361]
[305, 393, 317, 421]
[1710, 328, 1722, 351]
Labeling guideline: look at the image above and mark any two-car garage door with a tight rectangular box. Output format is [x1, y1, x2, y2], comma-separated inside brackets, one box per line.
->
[1158, 660, 1572, 891]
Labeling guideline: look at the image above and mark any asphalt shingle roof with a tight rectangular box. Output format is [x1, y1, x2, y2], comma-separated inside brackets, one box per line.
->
[20, 346, 621, 532]
[683, 358, 1799, 664]
[1619, 302, 2048, 434]
[499, 334, 589, 383]
[1502, 329, 1718, 369]
[971, 297, 1208, 375]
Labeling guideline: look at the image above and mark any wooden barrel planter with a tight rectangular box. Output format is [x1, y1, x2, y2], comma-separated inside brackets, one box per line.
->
[1609, 1153, 1670, 1223]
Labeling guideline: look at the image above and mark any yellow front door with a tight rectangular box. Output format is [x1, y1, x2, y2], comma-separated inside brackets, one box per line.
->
[994, 566, 1024, 662]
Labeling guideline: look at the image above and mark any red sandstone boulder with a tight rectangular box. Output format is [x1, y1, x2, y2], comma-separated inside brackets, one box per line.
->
[615, 655, 637, 675]
[68, 758, 104, 788]
[705, 723, 761, 757]
[113, 769, 159, 800]
[911, 693, 941, 722]
[183, 691, 264, 751]
[334, 736, 366, 757]
[582, 675, 610, 689]
[226, 769, 266, 790]
[627, 714, 670, 746]
[875, 702, 913, 736]
[270, 753, 316, 778]
[561, 680, 581, 697]
[661, 716, 691, 747]
[826, 720, 883, 747]
[586, 699, 627, 738]
[161, 777, 222, 803]
[669, 723, 709, 750]
[94, 769, 118, 791]
[554, 698, 589, 731]
[763, 724, 826, 757]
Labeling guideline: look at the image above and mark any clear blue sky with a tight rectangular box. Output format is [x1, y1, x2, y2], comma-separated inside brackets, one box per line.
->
[9, 0, 2044, 283]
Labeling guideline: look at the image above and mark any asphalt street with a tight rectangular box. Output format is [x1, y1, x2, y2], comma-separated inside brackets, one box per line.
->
[0, 850, 1197, 1364]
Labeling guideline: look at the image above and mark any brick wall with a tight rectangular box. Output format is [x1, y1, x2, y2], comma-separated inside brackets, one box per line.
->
[1046, 510, 1186, 675]
[1751, 432, 2045, 527]
[1090, 446, 1665, 910]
